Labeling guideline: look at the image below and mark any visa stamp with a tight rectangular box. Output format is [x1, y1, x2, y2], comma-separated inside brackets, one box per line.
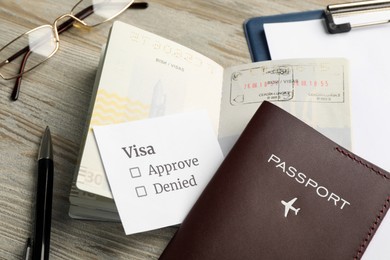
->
[229, 60, 346, 105]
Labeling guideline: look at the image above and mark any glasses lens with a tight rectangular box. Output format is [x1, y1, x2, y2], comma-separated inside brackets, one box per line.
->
[72, 0, 134, 26]
[0, 25, 57, 79]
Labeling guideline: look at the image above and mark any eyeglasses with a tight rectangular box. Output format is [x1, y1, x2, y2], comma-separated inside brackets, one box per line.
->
[0, 0, 148, 101]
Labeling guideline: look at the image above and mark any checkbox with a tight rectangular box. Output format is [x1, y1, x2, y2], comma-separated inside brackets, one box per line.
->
[129, 167, 142, 178]
[135, 186, 147, 197]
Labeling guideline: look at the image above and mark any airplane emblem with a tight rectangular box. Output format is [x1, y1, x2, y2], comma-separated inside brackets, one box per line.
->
[281, 197, 300, 218]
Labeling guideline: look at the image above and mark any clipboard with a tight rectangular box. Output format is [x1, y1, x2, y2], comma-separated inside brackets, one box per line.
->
[244, 0, 390, 62]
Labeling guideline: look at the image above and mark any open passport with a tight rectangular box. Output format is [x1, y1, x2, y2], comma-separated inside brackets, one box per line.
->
[69, 21, 351, 221]
[159, 101, 390, 260]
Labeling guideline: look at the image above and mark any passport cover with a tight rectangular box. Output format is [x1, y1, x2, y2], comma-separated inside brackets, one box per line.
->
[159, 101, 390, 259]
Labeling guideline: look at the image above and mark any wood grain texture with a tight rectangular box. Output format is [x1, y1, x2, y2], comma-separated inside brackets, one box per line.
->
[0, 0, 345, 259]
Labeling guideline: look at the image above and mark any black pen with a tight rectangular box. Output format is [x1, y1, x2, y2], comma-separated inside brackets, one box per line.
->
[26, 126, 54, 260]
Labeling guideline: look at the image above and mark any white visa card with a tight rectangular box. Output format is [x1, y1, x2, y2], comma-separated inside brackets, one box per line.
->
[93, 111, 223, 235]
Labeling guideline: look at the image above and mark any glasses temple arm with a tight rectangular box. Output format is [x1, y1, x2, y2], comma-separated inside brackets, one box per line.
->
[11, 50, 31, 100]
[57, 2, 148, 33]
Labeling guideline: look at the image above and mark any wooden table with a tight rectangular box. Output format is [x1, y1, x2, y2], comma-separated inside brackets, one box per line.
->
[0, 0, 342, 259]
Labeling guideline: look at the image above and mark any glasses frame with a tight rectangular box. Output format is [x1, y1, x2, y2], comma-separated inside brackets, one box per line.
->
[0, 0, 148, 100]
[0, 24, 61, 81]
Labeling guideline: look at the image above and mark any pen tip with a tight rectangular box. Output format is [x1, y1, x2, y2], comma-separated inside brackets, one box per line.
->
[38, 126, 53, 160]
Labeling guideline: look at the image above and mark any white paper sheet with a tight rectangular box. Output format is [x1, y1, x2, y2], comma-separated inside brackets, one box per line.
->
[93, 111, 223, 235]
[264, 19, 390, 260]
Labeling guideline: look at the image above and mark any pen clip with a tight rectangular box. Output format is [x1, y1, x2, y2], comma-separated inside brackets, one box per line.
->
[24, 237, 31, 260]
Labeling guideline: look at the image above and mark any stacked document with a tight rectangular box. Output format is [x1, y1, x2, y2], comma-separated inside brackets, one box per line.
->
[69, 45, 120, 221]
[69, 21, 352, 226]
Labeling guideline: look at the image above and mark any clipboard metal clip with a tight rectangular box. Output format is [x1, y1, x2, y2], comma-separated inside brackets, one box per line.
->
[325, 0, 390, 33]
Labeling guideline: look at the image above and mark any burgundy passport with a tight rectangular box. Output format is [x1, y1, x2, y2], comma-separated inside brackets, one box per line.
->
[159, 101, 390, 260]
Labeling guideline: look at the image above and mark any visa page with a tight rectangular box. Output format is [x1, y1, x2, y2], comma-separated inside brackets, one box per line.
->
[219, 58, 351, 155]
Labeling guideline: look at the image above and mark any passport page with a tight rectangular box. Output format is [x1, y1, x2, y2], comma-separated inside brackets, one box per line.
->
[76, 21, 224, 198]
